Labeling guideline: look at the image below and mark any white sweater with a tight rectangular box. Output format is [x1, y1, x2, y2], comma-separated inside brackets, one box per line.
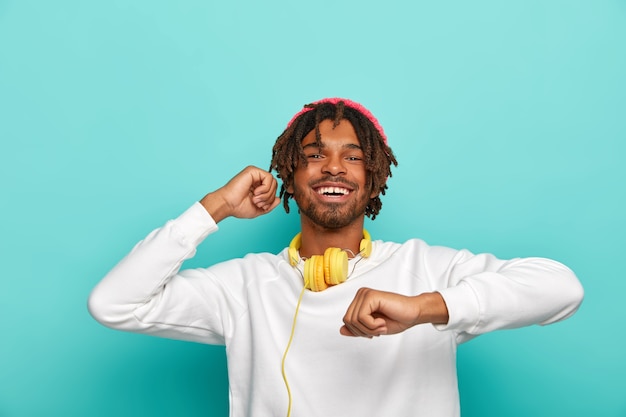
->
[88, 202, 584, 417]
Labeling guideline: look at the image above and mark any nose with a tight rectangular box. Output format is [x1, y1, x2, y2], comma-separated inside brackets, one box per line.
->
[322, 154, 346, 176]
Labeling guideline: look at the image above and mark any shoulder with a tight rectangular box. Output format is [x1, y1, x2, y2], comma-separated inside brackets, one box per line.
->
[206, 250, 286, 274]
[373, 238, 461, 260]
[370, 238, 471, 276]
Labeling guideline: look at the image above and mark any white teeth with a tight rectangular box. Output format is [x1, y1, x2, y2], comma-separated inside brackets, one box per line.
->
[317, 187, 349, 195]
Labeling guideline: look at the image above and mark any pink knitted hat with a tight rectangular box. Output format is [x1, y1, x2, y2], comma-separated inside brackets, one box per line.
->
[286, 98, 388, 145]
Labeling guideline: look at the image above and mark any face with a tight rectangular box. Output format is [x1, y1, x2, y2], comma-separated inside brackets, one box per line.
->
[287, 119, 377, 229]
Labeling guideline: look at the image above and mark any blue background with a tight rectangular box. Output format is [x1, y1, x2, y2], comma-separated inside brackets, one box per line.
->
[1, 1, 624, 416]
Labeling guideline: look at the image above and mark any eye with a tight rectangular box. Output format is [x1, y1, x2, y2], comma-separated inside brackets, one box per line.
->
[306, 153, 324, 159]
[346, 155, 363, 162]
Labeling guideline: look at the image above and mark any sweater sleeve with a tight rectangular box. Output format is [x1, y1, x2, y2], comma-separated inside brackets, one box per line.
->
[427, 246, 584, 342]
[87, 202, 236, 345]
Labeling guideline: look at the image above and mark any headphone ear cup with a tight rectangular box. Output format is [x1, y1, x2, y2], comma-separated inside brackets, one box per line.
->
[293, 230, 372, 291]
[305, 255, 328, 292]
[324, 247, 348, 286]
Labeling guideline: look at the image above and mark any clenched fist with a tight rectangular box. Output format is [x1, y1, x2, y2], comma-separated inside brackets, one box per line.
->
[340, 288, 449, 338]
[200, 166, 281, 223]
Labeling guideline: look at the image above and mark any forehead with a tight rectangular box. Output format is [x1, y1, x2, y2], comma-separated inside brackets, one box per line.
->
[301, 119, 360, 146]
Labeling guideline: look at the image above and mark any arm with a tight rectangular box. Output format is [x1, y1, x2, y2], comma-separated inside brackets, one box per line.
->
[433, 250, 584, 337]
[341, 247, 584, 339]
[88, 166, 280, 343]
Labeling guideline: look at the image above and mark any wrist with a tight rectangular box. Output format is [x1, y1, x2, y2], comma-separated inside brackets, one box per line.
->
[414, 292, 449, 325]
[199, 191, 231, 223]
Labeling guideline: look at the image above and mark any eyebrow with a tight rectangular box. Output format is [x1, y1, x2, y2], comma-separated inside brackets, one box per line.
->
[302, 142, 363, 151]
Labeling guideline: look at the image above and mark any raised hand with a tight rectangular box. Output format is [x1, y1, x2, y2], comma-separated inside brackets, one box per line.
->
[200, 166, 281, 222]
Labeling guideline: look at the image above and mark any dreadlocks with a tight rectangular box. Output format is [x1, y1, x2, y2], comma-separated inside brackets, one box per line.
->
[269, 100, 398, 220]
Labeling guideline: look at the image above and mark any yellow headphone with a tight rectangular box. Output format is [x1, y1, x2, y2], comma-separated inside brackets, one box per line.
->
[288, 230, 372, 291]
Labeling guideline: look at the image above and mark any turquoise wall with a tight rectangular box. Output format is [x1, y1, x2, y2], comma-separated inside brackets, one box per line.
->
[1, 1, 624, 416]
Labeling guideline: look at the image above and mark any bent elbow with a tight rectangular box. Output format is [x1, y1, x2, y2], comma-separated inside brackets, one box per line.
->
[543, 263, 585, 324]
[87, 287, 110, 327]
[87, 285, 125, 330]
[565, 269, 585, 314]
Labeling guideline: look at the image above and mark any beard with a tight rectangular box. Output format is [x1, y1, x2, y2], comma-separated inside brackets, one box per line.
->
[292, 178, 370, 229]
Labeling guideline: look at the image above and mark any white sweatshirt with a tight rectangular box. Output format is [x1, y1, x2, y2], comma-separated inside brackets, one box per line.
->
[88, 202, 584, 417]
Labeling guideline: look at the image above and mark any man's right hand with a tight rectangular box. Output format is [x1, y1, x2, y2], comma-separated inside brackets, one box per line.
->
[199, 166, 281, 223]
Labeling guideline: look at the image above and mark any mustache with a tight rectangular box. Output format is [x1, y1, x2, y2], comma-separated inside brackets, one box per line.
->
[309, 176, 359, 190]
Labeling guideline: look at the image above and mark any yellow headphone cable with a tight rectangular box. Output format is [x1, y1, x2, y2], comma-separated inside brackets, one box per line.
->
[281, 251, 368, 417]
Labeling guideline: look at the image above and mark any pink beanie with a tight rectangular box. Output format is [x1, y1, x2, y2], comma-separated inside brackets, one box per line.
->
[286, 98, 388, 145]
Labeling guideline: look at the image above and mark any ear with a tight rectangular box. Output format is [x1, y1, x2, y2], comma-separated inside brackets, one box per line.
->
[285, 181, 294, 194]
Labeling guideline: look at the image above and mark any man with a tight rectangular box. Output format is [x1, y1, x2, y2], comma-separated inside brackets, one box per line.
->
[89, 98, 584, 417]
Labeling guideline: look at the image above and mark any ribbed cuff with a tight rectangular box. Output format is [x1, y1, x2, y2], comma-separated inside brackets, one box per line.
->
[433, 281, 480, 333]
[172, 202, 219, 246]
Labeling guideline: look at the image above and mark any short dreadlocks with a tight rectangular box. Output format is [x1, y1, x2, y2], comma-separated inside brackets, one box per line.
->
[269, 100, 398, 220]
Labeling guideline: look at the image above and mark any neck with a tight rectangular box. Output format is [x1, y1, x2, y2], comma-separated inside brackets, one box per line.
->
[298, 217, 366, 259]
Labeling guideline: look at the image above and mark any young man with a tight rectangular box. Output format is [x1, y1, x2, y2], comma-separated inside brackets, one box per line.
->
[89, 98, 584, 417]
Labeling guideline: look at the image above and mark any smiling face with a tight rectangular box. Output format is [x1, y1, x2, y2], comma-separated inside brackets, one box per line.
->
[287, 119, 377, 229]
